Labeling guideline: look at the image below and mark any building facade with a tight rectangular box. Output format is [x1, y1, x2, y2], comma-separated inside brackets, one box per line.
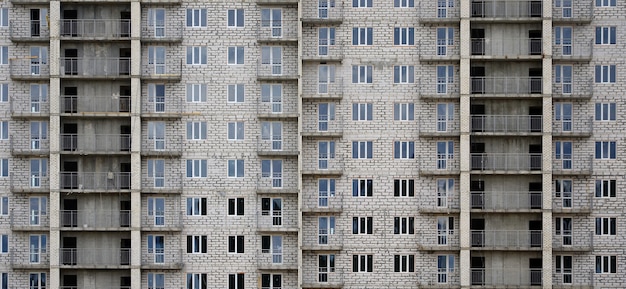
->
[0, 0, 624, 288]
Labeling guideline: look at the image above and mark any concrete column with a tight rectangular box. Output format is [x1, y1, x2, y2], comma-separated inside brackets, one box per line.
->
[459, 2, 471, 284]
[130, 3, 142, 289]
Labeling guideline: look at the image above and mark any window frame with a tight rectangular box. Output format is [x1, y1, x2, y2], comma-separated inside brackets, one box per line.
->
[352, 103, 373, 120]
[352, 217, 373, 234]
[228, 198, 245, 216]
[351, 65, 373, 83]
[595, 217, 617, 236]
[394, 217, 415, 235]
[595, 179, 616, 198]
[186, 235, 208, 254]
[352, 27, 373, 45]
[186, 84, 207, 103]
[595, 255, 617, 273]
[227, 84, 245, 103]
[394, 179, 414, 197]
[352, 141, 373, 159]
[394, 141, 415, 159]
[227, 9, 245, 28]
[594, 65, 616, 83]
[186, 121, 207, 140]
[228, 236, 245, 254]
[186, 8, 208, 27]
[393, 65, 415, 83]
[187, 273, 208, 289]
[186, 46, 207, 65]
[595, 103, 616, 121]
[595, 141, 616, 159]
[186, 197, 207, 216]
[228, 159, 245, 178]
[394, 254, 415, 272]
[394, 27, 415, 45]
[186, 159, 208, 178]
[227, 122, 245, 141]
[352, 179, 373, 197]
[228, 46, 245, 65]
[595, 26, 616, 44]
[393, 103, 414, 121]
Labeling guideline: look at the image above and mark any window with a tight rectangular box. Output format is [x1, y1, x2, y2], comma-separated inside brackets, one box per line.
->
[147, 198, 164, 226]
[318, 28, 336, 56]
[555, 27, 572, 55]
[596, 256, 617, 273]
[394, 217, 415, 234]
[394, 141, 415, 159]
[318, 254, 336, 282]
[352, 65, 373, 83]
[0, 9, 7, 27]
[0, 47, 7, 65]
[394, 179, 414, 197]
[352, 141, 373, 159]
[555, 179, 572, 208]
[261, 236, 283, 263]
[260, 9, 282, 38]
[227, 9, 244, 27]
[148, 273, 165, 289]
[595, 103, 616, 121]
[0, 196, 7, 216]
[261, 274, 281, 289]
[318, 179, 336, 207]
[186, 9, 207, 27]
[352, 255, 373, 272]
[186, 46, 207, 65]
[437, 103, 455, 132]
[438, 255, 455, 283]
[29, 273, 46, 289]
[0, 83, 7, 102]
[228, 84, 245, 103]
[0, 122, 6, 140]
[438, 0, 454, 17]
[186, 122, 207, 140]
[30, 121, 48, 150]
[394, 27, 414, 45]
[437, 141, 454, 169]
[228, 47, 244, 65]
[555, 217, 572, 246]
[29, 46, 47, 75]
[555, 103, 572, 132]
[261, 46, 282, 75]
[29, 235, 46, 263]
[261, 122, 283, 150]
[228, 122, 244, 140]
[595, 217, 616, 235]
[261, 84, 282, 113]
[352, 28, 373, 45]
[394, 255, 415, 272]
[555, 141, 572, 169]
[394, 103, 414, 121]
[186, 159, 207, 178]
[186, 84, 207, 102]
[595, 141, 616, 159]
[147, 84, 166, 112]
[352, 0, 372, 7]
[437, 65, 454, 94]
[186, 197, 207, 216]
[393, 66, 414, 83]
[318, 141, 335, 170]
[29, 197, 47, 225]
[555, 65, 572, 94]
[352, 103, 373, 120]
[228, 159, 245, 178]
[437, 27, 454, 55]
[555, 255, 573, 284]
[147, 235, 165, 264]
[0, 234, 7, 253]
[147, 159, 164, 187]
[0, 159, 7, 177]
[261, 198, 282, 226]
[186, 235, 208, 253]
[595, 179, 616, 198]
[352, 217, 373, 234]
[148, 46, 166, 74]
[228, 274, 245, 289]
[596, 27, 616, 44]
[595, 0, 615, 6]
[394, 0, 414, 7]
[595, 65, 616, 83]
[352, 179, 373, 197]
[318, 217, 336, 245]
[437, 179, 454, 208]
[187, 274, 208, 289]
[261, 160, 283, 188]
[228, 198, 244, 216]
[437, 217, 454, 245]
[0, 273, 5, 289]
[228, 236, 244, 253]
[318, 103, 336, 132]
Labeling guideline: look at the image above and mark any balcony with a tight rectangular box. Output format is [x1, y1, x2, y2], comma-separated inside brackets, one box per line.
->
[142, 173, 183, 194]
[141, 249, 184, 269]
[471, 230, 542, 250]
[10, 250, 49, 269]
[9, 96, 49, 118]
[256, 174, 298, 194]
[61, 95, 130, 116]
[419, 229, 460, 251]
[10, 209, 50, 231]
[302, 271, 344, 288]
[553, 117, 593, 137]
[9, 173, 49, 193]
[60, 248, 131, 268]
[141, 21, 183, 42]
[471, 153, 542, 173]
[418, 39, 460, 61]
[552, 155, 593, 175]
[418, 118, 460, 137]
[552, 79, 593, 99]
[470, 0, 542, 20]
[553, 193, 593, 213]
[9, 20, 50, 42]
[471, 115, 543, 135]
[471, 77, 543, 96]
[257, 136, 299, 156]
[60, 210, 131, 230]
[257, 211, 298, 233]
[419, 158, 460, 175]
[552, 1, 594, 23]
[471, 268, 542, 286]
[302, 3, 343, 23]
[60, 19, 131, 40]
[257, 98, 298, 119]
[10, 58, 49, 80]
[256, 0, 298, 5]
[418, 77, 460, 99]
[10, 136, 49, 156]
[60, 134, 131, 154]
[417, 0, 460, 23]
[553, 39, 594, 61]
[59, 58, 131, 78]
[141, 58, 183, 81]
[302, 44, 344, 62]
[141, 94, 183, 118]
[301, 115, 343, 137]
[471, 191, 542, 212]
[302, 157, 344, 176]
[141, 135, 183, 157]
[60, 172, 131, 192]
[471, 38, 542, 59]
[302, 195, 343, 213]
[302, 232, 343, 251]
[256, 249, 298, 270]
[553, 232, 593, 252]
[256, 20, 298, 43]
[141, 210, 183, 231]
[257, 60, 298, 81]
[553, 271, 593, 289]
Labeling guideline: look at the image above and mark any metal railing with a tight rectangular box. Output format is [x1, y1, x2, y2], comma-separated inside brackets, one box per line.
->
[471, 230, 542, 248]
[141, 94, 183, 115]
[471, 77, 543, 95]
[471, 115, 542, 133]
[553, 39, 594, 59]
[61, 95, 130, 114]
[141, 248, 183, 267]
[141, 135, 183, 155]
[302, 270, 344, 286]
[142, 173, 183, 192]
[9, 173, 49, 192]
[60, 134, 131, 153]
[257, 211, 297, 231]
[10, 58, 50, 78]
[471, 268, 542, 286]
[60, 248, 131, 266]
[10, 136, 50, 155]
[471, 191, 542, 210]
[59, 58, 131, 77]
[59, 172, 131, 191]
[470, 0, 543, 18]
[302, 3, 344, 21]
[257, 59, 297, 79]
[9, 20, 50, 40]
[141, 58, 183, 79]
[302, 231, 343, 249]
[471, 38, 542, 56]
[60, 19, 131, 38]
[141, 20, 183, 41]
[141, 210, 183, 229]
[471, 153, 542, 171]
[256, 20, 298, 40]
[60, 210, 130, 228]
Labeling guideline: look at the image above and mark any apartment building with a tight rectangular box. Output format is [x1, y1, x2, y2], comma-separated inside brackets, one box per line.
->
[0, 0, 624, 288]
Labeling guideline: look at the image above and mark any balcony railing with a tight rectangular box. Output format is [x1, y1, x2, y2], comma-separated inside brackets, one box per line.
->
[302, 195, 343, 212]
[418, 76, 460, 97]
[141, 135, 183, 156]
[60, 172, 131, 191]
[10, 250, 49, 268]
[470, 0, 542, 18]
[257, 60, 298, 79]
[256, 249, 298, 270]
[60, 210, 130, 228]
[471, 230, 542, 248]
[141, 210, 183, 230]
[420, 229, 460, 249]
[10, 58, 50, 78]
[10, 95, 50, 117]
[60, 248, 131, 267]
[471, 77, 543, 95]
[471, 38, 542, 57]
[471, 153, 542, 171]
[61, 95, 130, 114]
[257, 211, 298, 232]
[59, 58, 131, 77]
[256, 174, 298, 193]
[471, 268, 542, 286]
[257, 135, 298, 155]
[302, 157, 344, 175]
[417, 0, 461, 21]
[302, 43, 344, 61]
[471, 191, 542, 210]
[141, 94, 183, 116]
[419, 157, 460, 175]
[418, 118, 460, 136]
[60, 19, 131, 38]
[9, 20, 50, 40]
[141, 58, 183, 80]
[60, 134, 131, 153]
[302, 232, 343, 251]
[9, 173, 49, 193]
[141, 20, 183, 41]
[142, 173, 183, 193]
[471, 115, 542, 133]
[10, 136, 50, 155]
[10, 209, 50, 229]
[418, 39, 460, 60]
[141, 249, 183, 269]
[256, 20, 298, 41]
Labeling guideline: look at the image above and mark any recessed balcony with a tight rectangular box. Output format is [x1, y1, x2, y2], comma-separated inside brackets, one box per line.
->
[9, 20, 49, 42]
[471, 153, 542, 173]
[419, 158, 460, 175]
[61, 95, 130, 116]
[552, 232, 593, 252]
[141, 21, 183, 42]
[141, 249, 184, 269]
[256, 20, 298, 43]
[60, 58, 131, 78]
[10, 58, 49, 80]
[471, 77, 543, 96]
[256, 98, 298, 119]
[470, 0, 542, 21]
[60, 19, 131, 40]
[417, 0, 460, 23]
[418, 118, 460, 137]
[9, 96, 49, 118]
[10, 250, 49, 269]
[471, 38, 542, 59]
[471, 191, 542, 212]
[552, 155, 593, 175]
[471, 230, 542, 250]
[552, 117, 593, 137]
[302, 231, 343, 251]
[60, 210, 131, 230]
[60, 248, 131, 269]
[60, 172, 131, 192]
[302, 44, 344, 62]
[301, 115, 343, 137]
[552, 79, 594, 99]
[471, 268, 542, 287]
[60, 134, 131, 154]
[552, 1, 594, 23]
[418, 39, 460, 61]
[419, 229, 460, 251]
[471, 115, 543, 135]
